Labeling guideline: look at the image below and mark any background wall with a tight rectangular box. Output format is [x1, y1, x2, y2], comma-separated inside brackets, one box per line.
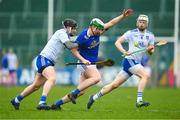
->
[0, 0, 179, 87]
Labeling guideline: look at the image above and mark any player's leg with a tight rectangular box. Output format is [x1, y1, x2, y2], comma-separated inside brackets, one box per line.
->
[87, 71, 129, 109]
[1, 69, 9, 85]
[11, 73, 46, 110]
[11, 71, 17, 86]
[131, 66, 150, 107]
[68, 66, 101, 104]
[51, 73, 87, 110]
[36, 66, 56, 110]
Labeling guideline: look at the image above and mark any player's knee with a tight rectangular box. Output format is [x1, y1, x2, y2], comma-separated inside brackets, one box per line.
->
[94, 76, 101, 84]
[143, 73, 150, 80]
[48, 77, 56, 84]
[32, 84, 41, 90]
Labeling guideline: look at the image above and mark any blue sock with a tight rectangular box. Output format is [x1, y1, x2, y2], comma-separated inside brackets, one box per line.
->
[17, 95, 23, 101]
[15, 95, 24, 103]
[72, 88, 80, 95]
[55, 99, 64, 106]
[39, 95, 47, 104]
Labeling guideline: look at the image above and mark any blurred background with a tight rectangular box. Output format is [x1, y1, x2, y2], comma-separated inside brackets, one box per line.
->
[0, 0, 179, 87]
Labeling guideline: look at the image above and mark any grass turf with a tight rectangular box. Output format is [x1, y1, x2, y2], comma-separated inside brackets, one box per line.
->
[0, 86, 180, 119]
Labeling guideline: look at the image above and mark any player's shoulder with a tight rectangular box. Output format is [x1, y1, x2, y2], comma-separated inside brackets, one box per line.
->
[53, 29, 68, 38]
[55, 29, 66, 34]
[79, 28, 88, 35]
[78, 28, 89, 40]
[146, 30, 154, 36]
[124, 28, 138, 35]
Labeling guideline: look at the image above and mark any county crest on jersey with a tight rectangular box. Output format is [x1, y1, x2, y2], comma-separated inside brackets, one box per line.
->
[75, 29, 100, 62]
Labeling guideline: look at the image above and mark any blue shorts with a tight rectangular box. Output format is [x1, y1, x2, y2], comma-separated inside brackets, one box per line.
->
[36, 55, 55, 73]
[122, 58, 140, 76]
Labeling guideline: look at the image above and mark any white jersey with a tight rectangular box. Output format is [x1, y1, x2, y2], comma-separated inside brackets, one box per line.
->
[40, 29, 70, 63]
[7, 53, 18, 70]
[122, 28, 155, 62]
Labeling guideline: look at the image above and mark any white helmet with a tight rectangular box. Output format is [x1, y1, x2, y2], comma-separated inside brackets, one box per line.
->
[90, 18, 105, 30]
[137, 14, 149, 23]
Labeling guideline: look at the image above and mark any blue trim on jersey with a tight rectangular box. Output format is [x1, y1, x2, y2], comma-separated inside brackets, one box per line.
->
[75, 28, 100, 62]
[130, 28, 138, 32]
[131, 28, 154, 35]
[36, 55, 55, 73]
[122, 58, 139, 76]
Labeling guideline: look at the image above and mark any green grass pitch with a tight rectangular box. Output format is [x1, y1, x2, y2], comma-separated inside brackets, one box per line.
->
[0, 86, 180, 119]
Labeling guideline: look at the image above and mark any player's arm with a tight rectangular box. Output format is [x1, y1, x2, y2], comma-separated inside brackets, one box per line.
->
[70, 34, 91, 64]
[70, 47, 91, 65]
[60, 32, 90, 64]
[63, 41, 78, 49]
[103, 9, 133, 31]
[146, 34, 155, 55]
[115, 36, 131, 56]
[146, 45, 154, 55]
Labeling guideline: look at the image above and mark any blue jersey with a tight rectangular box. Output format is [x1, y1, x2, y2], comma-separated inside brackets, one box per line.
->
[75, 29, 100, 62]
[1, 55, 8, 68]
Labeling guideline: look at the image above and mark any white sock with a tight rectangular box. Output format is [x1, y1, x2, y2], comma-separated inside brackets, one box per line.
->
[137, 92, 143, 102]
[39, 101, 45, 105]
[93, 92, 103, 101]
[137, 97, 143, 102]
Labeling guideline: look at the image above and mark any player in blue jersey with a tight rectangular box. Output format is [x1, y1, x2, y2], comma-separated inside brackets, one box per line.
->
[87, 14, 155, 109]
[10, 18, 90, 110]
[51, 9, 133, 110]
[1, 49, 9, 85]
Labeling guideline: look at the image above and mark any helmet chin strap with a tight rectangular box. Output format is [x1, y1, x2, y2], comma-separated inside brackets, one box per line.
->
[90, 26, 96, 36]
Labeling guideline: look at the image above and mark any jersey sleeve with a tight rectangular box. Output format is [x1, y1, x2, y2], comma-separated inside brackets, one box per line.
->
[58, 32, 70, 43]
[122, 30, 131, 42]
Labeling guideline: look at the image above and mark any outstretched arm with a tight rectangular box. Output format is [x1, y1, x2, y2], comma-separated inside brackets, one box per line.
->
[104, 9, 133, 30]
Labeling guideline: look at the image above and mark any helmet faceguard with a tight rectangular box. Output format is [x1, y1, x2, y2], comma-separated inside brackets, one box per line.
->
[90, 18, 105, 30]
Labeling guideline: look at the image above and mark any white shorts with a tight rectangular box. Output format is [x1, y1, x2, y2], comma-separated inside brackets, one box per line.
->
[77, 64, 97, 74]
[118, 58, 143, 78]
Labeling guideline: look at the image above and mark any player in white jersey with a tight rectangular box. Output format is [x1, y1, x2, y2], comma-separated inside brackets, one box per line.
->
[10, 18, 90, 110]
[7, 48, 18, 86]
[87, 14, 155, 109]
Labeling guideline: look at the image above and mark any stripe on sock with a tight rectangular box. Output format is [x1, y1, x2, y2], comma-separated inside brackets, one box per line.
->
[93, 92, 103, 101]
[137, 92, 143, 102]
[97, 92, 103, 97]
